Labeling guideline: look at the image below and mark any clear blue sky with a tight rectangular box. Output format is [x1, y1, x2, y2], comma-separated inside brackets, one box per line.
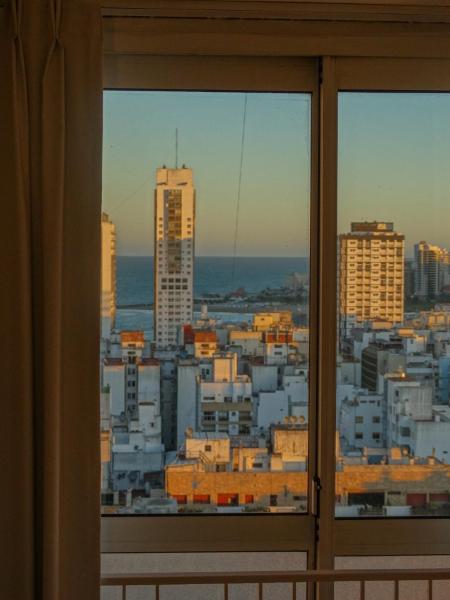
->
[103, 91, 450, 257]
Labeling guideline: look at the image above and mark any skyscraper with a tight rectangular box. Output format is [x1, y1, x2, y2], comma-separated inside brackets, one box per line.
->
[154, 167, 195, 347]
[101, 212, 116, 339]
[339, 222, 405, 337]
[414, 241, 450, 298]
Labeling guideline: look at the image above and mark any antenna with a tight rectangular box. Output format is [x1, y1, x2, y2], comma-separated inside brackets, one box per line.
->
[175, 128, 178, 169]
[231, 94, 248, 283]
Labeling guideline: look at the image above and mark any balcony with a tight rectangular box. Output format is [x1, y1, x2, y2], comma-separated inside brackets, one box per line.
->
[101, 568, 450, 599]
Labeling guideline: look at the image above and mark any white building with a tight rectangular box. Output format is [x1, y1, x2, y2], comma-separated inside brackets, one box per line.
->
[154, 167, 195, 347]
[385, 374, 433, 451]
[339, 391, 383, 449]
[198, 354, 253, 437]
[176, 360, 200, 448]
[229, 329, 263, 356]
[251, 363, 278, 394]
[257, 390, 289, 430]
[414, 241, 450, 298]
[412, 406, 450, 462]
[103, 334, 164, 492]
[103, 332, 158, 418]
[101, 212, 116, 339]
[282, 367, 309, 421]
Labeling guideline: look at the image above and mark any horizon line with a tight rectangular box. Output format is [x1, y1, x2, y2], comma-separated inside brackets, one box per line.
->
[116, 254, 310, 259]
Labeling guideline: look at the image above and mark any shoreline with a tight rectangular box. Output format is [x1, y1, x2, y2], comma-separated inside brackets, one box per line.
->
[117, 302, 309, 314]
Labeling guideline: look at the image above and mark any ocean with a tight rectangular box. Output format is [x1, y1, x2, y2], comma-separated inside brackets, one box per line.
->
[115, 256, 308, 333]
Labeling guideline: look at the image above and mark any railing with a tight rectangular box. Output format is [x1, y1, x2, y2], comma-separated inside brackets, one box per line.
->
[101, 568, 450, 599]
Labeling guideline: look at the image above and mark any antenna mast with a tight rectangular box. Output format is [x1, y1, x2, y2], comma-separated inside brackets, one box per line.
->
[175, 128, 178, 169]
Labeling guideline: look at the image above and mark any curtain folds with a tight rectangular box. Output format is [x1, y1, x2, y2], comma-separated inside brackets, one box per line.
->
[1, 1, 102, 599]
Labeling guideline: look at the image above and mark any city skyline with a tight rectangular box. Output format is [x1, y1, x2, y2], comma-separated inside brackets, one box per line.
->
[103, 91, 450, 257]
[99, 90, 450, 516]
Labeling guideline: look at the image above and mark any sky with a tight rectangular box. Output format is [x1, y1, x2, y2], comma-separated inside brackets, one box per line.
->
[103, 90, 450, 258]
[102, 91, 311, 256]
[339, 93, 450, 256]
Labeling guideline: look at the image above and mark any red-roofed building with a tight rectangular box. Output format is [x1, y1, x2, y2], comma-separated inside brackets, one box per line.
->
[193, 330, 218, 357]
[120, 331, 145, 347]
[183, 329, 218, 358]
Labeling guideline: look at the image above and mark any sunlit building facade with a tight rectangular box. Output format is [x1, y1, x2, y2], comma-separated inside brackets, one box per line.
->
[101, 212, 116, 339]
[414, 241, 450, 298]
[339, 222, 405, 337]
[154, 167, 195, 347]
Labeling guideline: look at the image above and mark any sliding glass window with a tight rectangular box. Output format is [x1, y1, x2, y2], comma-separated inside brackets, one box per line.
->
[101, 88, 313, 516]
[336, 90, 450, 518]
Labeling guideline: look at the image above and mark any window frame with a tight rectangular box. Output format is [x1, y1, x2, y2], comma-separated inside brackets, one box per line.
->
[101, 7, 450, 573]
[331, 56, 450, 559]
[101, 53, 320, 567]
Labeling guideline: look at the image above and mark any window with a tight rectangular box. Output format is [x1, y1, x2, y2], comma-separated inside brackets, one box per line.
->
[336, 83, 450, 519]
[99, 39, 450, 572]
[101, 83, 312, 517]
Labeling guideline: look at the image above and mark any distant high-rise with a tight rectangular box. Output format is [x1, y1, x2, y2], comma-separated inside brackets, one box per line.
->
[414, 241, 450, 298]
[339, 221, 405, 337]
[404, 258, 416, 299]
[101, 212, 116, 339]
[154, 167, 195, 347]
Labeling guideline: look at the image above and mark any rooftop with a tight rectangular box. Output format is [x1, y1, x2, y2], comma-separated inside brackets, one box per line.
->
[121, 331, 145, 344]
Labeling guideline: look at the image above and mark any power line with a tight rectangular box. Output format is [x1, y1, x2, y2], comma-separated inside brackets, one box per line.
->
[231, 94, 248, 284]
[107, 177, 149, 214]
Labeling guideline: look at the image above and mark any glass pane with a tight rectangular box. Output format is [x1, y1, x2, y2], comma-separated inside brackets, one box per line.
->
[101, 91, 311, 514]
[337, 92, 450, 517]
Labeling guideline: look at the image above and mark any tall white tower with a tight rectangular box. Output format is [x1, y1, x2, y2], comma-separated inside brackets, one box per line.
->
[101, 212, 116, 339]
[154, 167, 195, 347]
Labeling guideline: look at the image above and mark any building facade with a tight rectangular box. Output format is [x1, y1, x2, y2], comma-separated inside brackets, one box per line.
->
[154, 167, 195, 347]
[339, 222, 405, 338]
[414, 241, 450, 298]
[101, 212, 116, 339]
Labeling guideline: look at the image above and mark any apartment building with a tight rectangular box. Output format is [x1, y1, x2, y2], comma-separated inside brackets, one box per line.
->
[414, 241, 450, 298]
[339, 221, 405, 338]
[154, 167, 195, 347]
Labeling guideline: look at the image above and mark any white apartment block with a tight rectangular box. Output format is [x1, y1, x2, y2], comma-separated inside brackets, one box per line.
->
[101, 212, 116, 339]
[339, 391, 384, 450]
[385, 374, 433, 451]
[339, 222, 405, 338]
[103, 332, 160, 419]
[154, 167, 195, 348]
[199, 354, 253, 437]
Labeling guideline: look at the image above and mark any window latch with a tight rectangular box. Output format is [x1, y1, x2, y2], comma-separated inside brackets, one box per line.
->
[312, 475, 322, 518]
